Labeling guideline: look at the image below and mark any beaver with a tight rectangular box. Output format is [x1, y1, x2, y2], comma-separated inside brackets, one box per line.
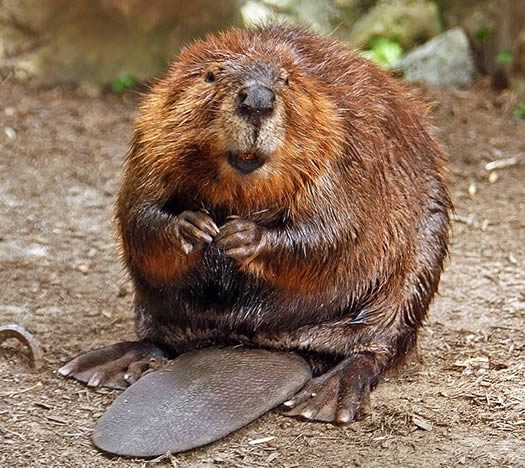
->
[59, 25, 451, 426]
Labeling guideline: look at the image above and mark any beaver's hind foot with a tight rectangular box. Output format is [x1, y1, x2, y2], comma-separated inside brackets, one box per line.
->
[58, 341, 166, 389]
[283, 354, 378, 424]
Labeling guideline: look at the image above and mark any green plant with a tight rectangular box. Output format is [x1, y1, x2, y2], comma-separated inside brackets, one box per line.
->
[474, 26, 492, 43]
[111, 74, 137, 93]
[362, 37, 404, 68]
[433, 0, 445, 31]
[514, 102, 525, 119]
[496, 51, 513, 65]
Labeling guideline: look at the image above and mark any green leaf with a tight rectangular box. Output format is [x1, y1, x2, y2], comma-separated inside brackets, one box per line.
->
[496, 51, 513, 65]
[111, 75, 137, 93]
[513, 102, 525, 119]
[363, 37, 404, 67]
[474, 26, 492, 43]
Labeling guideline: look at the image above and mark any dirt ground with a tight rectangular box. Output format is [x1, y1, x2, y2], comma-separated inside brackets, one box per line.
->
[0, 77, 524, 468]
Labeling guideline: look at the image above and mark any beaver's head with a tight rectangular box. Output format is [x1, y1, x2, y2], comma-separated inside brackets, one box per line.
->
[199, 58, 289, 176]
[134, 27, 345, 212]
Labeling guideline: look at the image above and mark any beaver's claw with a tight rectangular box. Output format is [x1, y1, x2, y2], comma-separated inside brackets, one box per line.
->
[174, 210, 219, 254]
[215, 218, 267, 262]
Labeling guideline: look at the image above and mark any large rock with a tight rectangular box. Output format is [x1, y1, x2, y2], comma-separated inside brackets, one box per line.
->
[242, 0, 441, 49]
[393, 28, 477, 89]
[439, 0, 525, 95]
[346, 0, 441, 49]
[0, 0, 242, 86]
[241, 0, 359, 37]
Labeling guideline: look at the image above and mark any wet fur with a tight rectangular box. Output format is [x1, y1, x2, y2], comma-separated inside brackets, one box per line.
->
[116, 26, 451, 380]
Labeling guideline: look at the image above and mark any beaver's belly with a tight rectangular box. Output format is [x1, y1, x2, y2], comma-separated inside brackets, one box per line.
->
[135, 245, 355, 351]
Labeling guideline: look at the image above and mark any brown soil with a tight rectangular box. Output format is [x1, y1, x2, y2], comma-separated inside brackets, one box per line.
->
[1, 78, 524, 468]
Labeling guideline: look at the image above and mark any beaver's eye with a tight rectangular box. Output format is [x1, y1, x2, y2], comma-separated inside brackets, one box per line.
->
[204, 71, 215, 83]
[284, 76, 290, 86]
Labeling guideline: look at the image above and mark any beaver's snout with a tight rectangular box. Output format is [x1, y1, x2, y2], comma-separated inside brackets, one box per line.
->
[225, 78, 281, 174]
[236, 84, 275, 120]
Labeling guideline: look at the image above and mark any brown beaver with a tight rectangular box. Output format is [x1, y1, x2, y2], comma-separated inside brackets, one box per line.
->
[60, 25, 451, 425]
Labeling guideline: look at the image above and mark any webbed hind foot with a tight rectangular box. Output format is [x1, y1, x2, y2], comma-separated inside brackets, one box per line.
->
[283, 354, 378, 424]
[59, 341, 166, 389]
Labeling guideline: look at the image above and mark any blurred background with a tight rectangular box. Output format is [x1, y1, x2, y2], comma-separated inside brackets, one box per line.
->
[0, 0, 524, 108]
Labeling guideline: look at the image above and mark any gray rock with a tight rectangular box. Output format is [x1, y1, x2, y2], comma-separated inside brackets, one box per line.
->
[241, 0, 347, 35]
[440, 0, 525, 96]
[346, 0, 441, 49]
[393, 28, 477, 88]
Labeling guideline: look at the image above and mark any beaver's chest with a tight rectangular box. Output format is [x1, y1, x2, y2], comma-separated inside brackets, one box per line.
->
[176, 245, 276, 322]
[136, 243, 348, 343]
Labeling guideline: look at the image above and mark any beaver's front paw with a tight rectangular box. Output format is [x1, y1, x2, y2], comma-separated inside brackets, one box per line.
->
[173, 210, 220, 254]
[282, 354, 379, 424]
[215, 218, 268, 262]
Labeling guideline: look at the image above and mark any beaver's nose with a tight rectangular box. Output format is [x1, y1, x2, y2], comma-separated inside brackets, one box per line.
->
[237, 84, 275, 119]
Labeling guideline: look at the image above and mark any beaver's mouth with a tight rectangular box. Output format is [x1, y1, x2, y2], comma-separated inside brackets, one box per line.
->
[227, 151, 265, 174]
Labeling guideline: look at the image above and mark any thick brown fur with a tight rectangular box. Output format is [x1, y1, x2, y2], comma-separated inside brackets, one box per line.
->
[66, 25, 452, 423]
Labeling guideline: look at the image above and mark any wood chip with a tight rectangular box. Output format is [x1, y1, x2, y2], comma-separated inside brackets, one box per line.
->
[412, 414, 433, 431]
[485, 156, 519, 171]
[45, 415, 68, 425]
[454, 357, 490, 368]
[34, 402, 52, 410]
[488, 171, 498, 183]
[248, 436, 276, 445]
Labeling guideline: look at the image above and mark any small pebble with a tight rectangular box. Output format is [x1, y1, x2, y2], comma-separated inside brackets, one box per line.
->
[4, 127, 16, 139]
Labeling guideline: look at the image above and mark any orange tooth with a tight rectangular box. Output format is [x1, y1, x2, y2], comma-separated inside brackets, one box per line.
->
[238, 152, 257, 160]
